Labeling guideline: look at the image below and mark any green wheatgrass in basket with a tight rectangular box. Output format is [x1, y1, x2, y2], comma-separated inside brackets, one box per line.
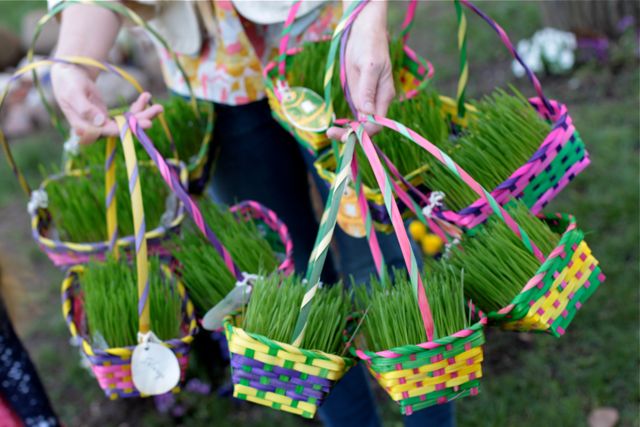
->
[355, 89, 451, 188]
[354, 267, 468, 352]
[44, 164, 169, 243]
[170, 200, 279, 314]
[71, 96, 207, 168]
[447, 201, 561, 313]
[82, 256, 182, 348]
[287, 38, 406, 120]
[242, 274, 351, 354]
[421, 89, 552, 212]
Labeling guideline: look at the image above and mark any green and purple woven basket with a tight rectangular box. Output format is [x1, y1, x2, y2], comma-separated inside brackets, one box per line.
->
[223, 314, 354, 419]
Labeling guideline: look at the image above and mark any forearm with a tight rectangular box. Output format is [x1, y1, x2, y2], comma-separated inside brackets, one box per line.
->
[54, 4, 121, 78]
[343, 0, 387, 27]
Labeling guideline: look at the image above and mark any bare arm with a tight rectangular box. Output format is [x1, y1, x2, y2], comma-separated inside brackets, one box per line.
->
[51, 3, 161, 143]
[328, 0, 393, 140]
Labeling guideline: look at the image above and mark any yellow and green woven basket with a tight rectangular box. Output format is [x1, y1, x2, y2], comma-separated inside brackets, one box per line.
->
[353, 312, 486, 415]
[486, 213, 605, 337]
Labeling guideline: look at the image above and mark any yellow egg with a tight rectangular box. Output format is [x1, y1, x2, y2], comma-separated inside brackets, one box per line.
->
[408, 221, 427, 241]
[421, 233, 444, 256]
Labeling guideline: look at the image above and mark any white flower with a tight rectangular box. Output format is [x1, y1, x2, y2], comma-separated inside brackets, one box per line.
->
[557, 50, 575, 72]
[512, 27, 577, 77]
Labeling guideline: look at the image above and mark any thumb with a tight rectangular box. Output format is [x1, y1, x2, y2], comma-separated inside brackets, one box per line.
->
[74, 94, 107, 128]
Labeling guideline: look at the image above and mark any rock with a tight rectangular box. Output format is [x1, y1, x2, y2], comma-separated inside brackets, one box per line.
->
[95, 66, 150, 108]
[588, 407, 620, 427]
[0, 27, 23, 71]
[3, 104, 35, 138]
[21, 9, 59, 55]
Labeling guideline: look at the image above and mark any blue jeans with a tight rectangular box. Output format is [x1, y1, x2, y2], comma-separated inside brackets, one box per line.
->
[207, 99, 454, 427]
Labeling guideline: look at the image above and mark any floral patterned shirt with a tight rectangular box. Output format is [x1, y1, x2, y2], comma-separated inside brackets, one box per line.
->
[157, 0, 340, 105]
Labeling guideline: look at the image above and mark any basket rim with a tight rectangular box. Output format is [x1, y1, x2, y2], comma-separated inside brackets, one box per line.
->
[351, 307, 487, 361]
[33, 159, 188, 255]
[62, 264, 198, 358]
[223, 314, 355, 367]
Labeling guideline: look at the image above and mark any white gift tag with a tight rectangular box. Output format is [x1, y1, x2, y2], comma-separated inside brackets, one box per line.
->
[201, 274, 257, 331]
[131, 331, 181, 396]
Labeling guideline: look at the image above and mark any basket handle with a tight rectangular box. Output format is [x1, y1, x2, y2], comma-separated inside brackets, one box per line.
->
[229, 200, 295, 275]
[0, 57, 145, 202]
[350, 123, 436, 341]
[453, 0, 554, 118]
[105, 136, 119, 256]
[125, 113, 244, 281]
[114, 115, 151, 334]
[29, 0, 207, 160]
[290, 131, 369, 345]
[361, 114, 547, 263]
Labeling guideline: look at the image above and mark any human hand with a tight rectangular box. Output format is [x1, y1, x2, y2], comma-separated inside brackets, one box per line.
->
[51, 63, 163, 144]
[327, 1, 395, 141]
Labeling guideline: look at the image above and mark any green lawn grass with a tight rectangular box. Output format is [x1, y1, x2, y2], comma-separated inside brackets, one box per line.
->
[0, 1, 637, 426]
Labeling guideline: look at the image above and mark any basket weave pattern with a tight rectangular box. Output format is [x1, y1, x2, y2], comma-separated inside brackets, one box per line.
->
[62, 266, 198, 399]
[354, 319, 486, 416]
[224, 315, 353, 419]
[488, 214, 605, 337]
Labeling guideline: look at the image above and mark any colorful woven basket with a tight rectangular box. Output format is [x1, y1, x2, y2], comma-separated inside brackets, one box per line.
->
[0, 58, 186, 268]
[32, 0, 213, 191]
[60, 116, 197, 399]
[349, 108, 604, 338]
[32, 159, 186, 267]
[264, 0, 433, 156]
[217, 114, 369, 419]
[345, 122, 487, 414]
[223, 314, 354, 418]
[126, 113, 296, 328]
[353, 311, 486, 415]
[315, 0, 590, 232]
[62, 265, 197, 399]
[486, 213, 605, 337]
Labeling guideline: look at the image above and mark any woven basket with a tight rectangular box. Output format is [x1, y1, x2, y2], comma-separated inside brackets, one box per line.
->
[217, 100, 364, 418]
[32, 0, 212, 191]
[353, 313, 486, 415]
[264, 0, 433, 156]
[346, 119, 488, 414]
[60, 115, 197, 399]
[0, 57, 187, 268]
[223, 314, 353, 419]
[486, 213, 605, 337]
[348, 113, 604, 338]
[62, 265, 197, 399]
[315, 0, 590, 232]
[32, 160, 186, 267]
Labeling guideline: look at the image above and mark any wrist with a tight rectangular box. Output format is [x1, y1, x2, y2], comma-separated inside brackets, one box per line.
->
[51, 62, 99, 81]
[350, 1, 387, 34]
